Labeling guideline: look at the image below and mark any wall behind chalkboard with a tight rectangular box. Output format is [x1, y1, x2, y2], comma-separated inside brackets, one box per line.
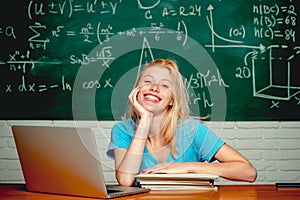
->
[0, 0, 299, 121]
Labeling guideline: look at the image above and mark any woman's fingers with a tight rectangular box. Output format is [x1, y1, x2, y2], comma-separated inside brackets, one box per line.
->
[128, 87, 147, 114]
[141, 162, 188, 174]
[128, 87, 139, 103]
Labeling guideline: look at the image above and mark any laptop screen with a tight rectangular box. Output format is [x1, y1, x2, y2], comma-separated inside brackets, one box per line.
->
[12, 125, 110, 198]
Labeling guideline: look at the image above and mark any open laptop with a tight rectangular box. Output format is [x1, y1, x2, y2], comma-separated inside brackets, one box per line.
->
[12, 125, 149, 199]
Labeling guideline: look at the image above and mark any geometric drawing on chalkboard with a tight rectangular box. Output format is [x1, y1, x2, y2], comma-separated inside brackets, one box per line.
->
[137, 37, 155, 78]
[252, 45, 300, 101]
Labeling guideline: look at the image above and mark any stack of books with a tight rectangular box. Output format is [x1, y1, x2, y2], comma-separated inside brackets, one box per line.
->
[136, 173, 219, 190]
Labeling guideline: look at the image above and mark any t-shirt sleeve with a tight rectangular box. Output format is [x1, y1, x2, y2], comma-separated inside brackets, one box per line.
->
[106, 121, 133, 159]
[193, 121, 225, 162]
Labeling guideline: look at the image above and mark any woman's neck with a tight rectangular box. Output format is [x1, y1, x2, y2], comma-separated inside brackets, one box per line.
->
[148, 113, 165, 137]
[147, 116, 170, 163]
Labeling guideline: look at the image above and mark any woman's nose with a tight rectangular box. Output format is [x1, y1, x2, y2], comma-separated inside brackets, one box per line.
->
[150, 83, 160, 92]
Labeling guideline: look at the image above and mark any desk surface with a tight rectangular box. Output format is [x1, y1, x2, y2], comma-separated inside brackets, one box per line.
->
[0, 184, 299, 200]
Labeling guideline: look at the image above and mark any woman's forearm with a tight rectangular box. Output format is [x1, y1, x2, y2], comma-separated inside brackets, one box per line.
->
[187, 161, 257, 182]
[115, 120, 151, 186]
[115, 138, 146, 186]
[187, 144, 257, 182]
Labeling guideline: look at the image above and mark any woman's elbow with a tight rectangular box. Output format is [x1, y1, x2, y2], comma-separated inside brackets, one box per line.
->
[245, 165, 257, 183]
[116, 172, 136, 187]
[117, 179, 135, 187]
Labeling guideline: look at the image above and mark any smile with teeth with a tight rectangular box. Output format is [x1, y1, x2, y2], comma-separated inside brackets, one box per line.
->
[144, 94, 161, 102]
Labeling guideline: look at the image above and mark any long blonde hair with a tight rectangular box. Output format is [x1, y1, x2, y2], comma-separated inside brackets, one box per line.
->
[129, 59, 191, 157]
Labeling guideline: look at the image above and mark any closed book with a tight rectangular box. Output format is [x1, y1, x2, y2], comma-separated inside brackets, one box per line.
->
[136, 173, 219, 191]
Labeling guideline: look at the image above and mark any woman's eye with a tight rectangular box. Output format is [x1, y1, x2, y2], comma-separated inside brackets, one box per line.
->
[161, 84, 169, 88]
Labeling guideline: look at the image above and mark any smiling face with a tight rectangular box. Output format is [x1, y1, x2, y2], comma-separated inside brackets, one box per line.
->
[137, 65, 174, 115]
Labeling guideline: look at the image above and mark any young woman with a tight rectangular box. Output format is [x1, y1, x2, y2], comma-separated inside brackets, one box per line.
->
[107, 59, 257, 187]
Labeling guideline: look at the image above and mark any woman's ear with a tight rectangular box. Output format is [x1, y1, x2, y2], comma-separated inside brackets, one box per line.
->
[169, 99, 174, 106]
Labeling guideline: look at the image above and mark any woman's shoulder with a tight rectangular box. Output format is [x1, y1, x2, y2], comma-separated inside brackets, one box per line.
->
[112, 119, 136, 132]
[177, 117, 206, 133]
[114, 118, 134, 125]
[178, 117, 205, 127]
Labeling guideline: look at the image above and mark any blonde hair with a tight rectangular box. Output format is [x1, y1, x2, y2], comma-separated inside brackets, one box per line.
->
[128, 59, 191, 157]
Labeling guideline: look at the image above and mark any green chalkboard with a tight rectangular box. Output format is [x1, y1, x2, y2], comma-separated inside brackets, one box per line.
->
[0, 0, 299, 121]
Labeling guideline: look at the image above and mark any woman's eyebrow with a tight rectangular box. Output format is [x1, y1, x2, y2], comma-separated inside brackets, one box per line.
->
[142, 75, 171, 83]
[161, 79, 171, 83]
[141, 75, 154, 79]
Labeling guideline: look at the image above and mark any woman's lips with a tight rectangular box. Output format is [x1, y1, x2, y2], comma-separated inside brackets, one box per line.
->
[144, 94, 161, 102]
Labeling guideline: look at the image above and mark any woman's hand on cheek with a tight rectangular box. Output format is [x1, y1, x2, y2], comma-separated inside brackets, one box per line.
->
[128, 87, 152, 119]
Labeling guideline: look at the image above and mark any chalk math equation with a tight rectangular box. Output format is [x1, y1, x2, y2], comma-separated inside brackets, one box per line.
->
[0, 0, 299, 120]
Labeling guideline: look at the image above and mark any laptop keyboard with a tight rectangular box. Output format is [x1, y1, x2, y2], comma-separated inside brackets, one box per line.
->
[107, 188, 122, 193]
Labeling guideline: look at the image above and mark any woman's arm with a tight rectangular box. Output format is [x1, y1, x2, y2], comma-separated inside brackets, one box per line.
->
[204, 144, 257, 182]
[189, 144, 257, 182]
[114, 87, 153, 186]
[142, 144, 257, 182]
[114, 121, 151, 186]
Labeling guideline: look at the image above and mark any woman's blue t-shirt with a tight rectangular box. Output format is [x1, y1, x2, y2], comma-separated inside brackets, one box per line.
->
[106, 118, 225, 172]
